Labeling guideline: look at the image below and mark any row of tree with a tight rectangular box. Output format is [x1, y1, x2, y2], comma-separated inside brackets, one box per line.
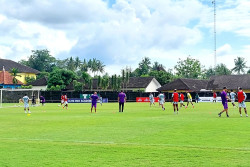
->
[18, 49, 250, 91]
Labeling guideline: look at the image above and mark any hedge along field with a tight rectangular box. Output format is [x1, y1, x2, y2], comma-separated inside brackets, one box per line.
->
[0, 102, 250, 167]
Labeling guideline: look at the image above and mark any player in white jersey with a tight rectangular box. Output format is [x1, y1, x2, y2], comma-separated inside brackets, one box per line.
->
[158, 92, 165, 111]
[99, 96, 103, 106]
[230, 90, 237, 108]
[149, 93, 155, 107]
[22, 94, 31, 113]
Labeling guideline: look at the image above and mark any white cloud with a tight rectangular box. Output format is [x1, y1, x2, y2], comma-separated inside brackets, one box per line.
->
[217, 44, 232, 57]
[0, 0, 249, 75]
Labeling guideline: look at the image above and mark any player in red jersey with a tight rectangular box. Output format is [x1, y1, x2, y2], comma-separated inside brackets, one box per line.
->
[213, 91, 217, 103]
[172, 89, 179, 114]
[60, 94, 64, 107]
[237, 88, 248, 117]
[179, 92, 186, 108]
[63, 94, 68, 109]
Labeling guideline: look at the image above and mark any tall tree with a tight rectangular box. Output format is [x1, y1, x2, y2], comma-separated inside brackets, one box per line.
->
[232, 57, 247, 74]
[47, 69, 77, 89]
[74, 57, 81, 70]
[215, 63, 232, 75]
[138, 57, 151, 76]
[149, 70, 174, 85]
[67, 57, 75, 71]
[175, 57, 203, 79]
[121, 69, 125, 91]
[152, 62, 165, 72]
[204, 67, 216, 79]
[19, 49, 56, 72]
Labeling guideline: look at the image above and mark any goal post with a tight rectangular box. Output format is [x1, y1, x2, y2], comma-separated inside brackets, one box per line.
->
[0, 89, 40, 108]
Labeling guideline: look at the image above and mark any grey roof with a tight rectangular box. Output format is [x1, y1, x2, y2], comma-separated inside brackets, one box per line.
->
[207, 75, 250, 90]
[28, 77, 48, 86]
[0, 59, 40, 74]
[158, 78, 209, 92]
[66, 77, 155, 90]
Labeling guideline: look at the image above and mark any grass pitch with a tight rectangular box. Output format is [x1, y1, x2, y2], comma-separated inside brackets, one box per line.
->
[0, 102, 250, 167]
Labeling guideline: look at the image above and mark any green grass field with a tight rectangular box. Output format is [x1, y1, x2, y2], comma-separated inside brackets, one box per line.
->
[0, 102, 250, 167]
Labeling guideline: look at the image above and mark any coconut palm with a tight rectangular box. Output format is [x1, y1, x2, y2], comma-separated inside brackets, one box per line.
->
[10, 68, 21, 86]
[232, 57, 247, 74]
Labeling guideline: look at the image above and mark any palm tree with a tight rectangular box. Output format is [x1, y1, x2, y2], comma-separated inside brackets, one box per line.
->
[74, 57, 81, 71]
[96, 60, 105, 75]
[232, 57, 247, 74]
[152, 61, 165, 71]
[121, 69, 125, 91]
[10, 68, 21, 86]
[125, 71, 130, 91]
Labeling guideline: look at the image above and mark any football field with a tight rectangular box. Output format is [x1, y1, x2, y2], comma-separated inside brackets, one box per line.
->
[0, 102, 250, 167]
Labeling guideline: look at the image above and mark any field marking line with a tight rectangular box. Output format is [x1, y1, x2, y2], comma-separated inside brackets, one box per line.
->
[1, 137, 250, 151]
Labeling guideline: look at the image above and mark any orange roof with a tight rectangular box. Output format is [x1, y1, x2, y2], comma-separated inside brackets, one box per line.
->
[0, 70, 23, 85]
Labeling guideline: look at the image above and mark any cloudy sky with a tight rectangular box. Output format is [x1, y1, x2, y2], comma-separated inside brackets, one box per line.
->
[0, 0, 250, 74]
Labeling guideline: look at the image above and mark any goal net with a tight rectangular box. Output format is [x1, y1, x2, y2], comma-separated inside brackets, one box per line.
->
[0, 89, 40, 108]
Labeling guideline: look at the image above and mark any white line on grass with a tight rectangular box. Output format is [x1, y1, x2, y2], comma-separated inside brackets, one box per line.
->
[1, 137, 250, 151]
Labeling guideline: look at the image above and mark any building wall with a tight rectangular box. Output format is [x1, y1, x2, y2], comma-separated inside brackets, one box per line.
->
[16, 73, 37, 84]
[0, 84, 21, 89]
[145, 79, 161, 92]
[32, 86, 47, 91]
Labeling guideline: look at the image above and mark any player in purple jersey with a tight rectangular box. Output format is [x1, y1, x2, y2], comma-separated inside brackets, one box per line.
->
[218, 87, 230, 117]
[118, 90, 126, 112]
[40, 96, 45, 106]
[90, 92, 99, 113]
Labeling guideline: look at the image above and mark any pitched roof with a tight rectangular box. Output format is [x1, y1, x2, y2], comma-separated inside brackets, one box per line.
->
[0, 59, 40, 74]
[126, 77, 154, 88]
[28, 77, 48, 86]
[158, 78, 209, 92]
[207, 75, 250, 90]
[0, 70, 23, 85]
[66, 77, 155, 90]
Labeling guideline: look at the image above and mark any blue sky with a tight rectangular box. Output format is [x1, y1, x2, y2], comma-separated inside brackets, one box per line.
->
[0, 0, 250, 75]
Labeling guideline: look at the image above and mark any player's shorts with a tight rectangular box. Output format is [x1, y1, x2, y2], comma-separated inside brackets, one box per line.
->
[188, 99, 192, 102]
[64, 101, 68, 105]
[238, 101, 246, 108]
[150, 100, 154, 103]
[222, 102, 228, 109]
[231, 99, 235, 103]
[92, 103, 97, 108]
[61, 100, 64, 104]
[213, 98, 217, 101]
[173, 102, 178, 105]
[24, 103, 29, 108]
[159, 100, 164, 105]
[180, 100, 184, 103]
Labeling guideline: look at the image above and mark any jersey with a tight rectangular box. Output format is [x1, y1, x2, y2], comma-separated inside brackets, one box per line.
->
[221, 91, 228, 103]
[187, 93, 192, 99]
[213, 93, 217, 98]
[64, 95, 68, 102]
[230, 92, 236, 100]
[158, 94, 165, 102]
[23, 96, 29, 104]
[91, 94, 99, 104]
[172, 92, 179, 102]
[238, 91, 247, 103]
[149, 94, 154, 100]
[180, 94, 185, 101]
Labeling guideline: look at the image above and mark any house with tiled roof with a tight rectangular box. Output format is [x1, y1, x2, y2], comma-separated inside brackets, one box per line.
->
[207, 75, 250, 92]
[66, 77, 161, 92]
[0, 69, 23, 89]
[157, 78, 209, 92]
[28, 77, 48, 90]
[0, 59, 40, 84]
